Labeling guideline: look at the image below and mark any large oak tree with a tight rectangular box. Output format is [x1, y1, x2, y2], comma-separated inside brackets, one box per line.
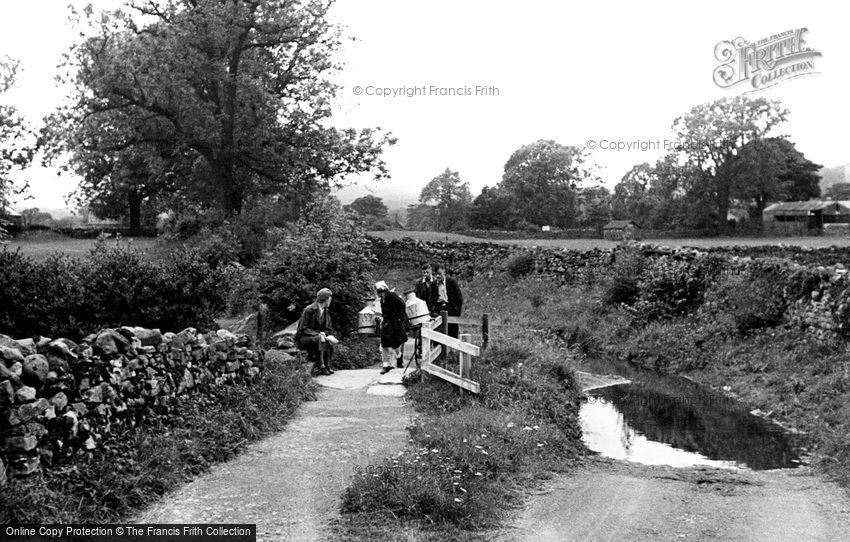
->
[46, 0, 394, 221]
[500, 140, 594, 228]
[672, 96, 787, 233]
[726, 137, 821, 221]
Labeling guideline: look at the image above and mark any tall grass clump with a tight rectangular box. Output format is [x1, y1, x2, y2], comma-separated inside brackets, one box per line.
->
[338, 271, 585, 539]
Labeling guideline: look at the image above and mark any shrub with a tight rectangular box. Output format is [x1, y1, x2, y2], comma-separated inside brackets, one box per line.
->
[620, 319, 714, 371]
[257, 197, 375, 334]
[332, 336, 381, 369]
[506, 252, 534, 279]
[195, 225, 243, 268]
[0, 240, 232, 340]
[225, 265, 262, 316]
[159, 207, 226, 239]
[601, 245, 648, 306]
[161, 201, 280, 266]
[632, 254, 725, 321]
[701, 260, 822, 335]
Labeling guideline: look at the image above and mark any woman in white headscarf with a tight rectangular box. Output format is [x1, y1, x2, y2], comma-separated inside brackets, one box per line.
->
[374, 281, 408, 374]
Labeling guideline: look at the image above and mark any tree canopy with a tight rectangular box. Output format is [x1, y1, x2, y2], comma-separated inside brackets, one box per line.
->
[417, 168, 472, 231]
[44, 0, 395, 222]
[825, 182, 850, 201]
[500, 140, 594, 228]
[672, 95, 788, 232]
[728, 137, 821, 220]
[0, 56, 34, 213]
[346, 194, 388, 219]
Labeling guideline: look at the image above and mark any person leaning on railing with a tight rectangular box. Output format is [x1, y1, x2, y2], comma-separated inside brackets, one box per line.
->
[413, 262, 437, 314]
[434, 264, 463, 339]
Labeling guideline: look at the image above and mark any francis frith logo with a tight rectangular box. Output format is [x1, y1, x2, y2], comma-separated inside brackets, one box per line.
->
[713, 28, 822, 92]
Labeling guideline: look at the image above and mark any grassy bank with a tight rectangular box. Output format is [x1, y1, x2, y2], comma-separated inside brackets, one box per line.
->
[514, 260, 850, 489]
[0, 352, 315, 523]
[334, 271, 586, 541]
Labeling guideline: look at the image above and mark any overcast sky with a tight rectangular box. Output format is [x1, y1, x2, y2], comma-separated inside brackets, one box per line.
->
[1, 0, 847, 212]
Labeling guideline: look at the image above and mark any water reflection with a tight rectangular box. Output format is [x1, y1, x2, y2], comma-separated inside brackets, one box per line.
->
[580, 383, 802, 470]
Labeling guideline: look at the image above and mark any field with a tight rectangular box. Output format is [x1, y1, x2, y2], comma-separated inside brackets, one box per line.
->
[9, 232, 850, 261]
[3, 233, 161, 260]
[369, 230, 850, 250]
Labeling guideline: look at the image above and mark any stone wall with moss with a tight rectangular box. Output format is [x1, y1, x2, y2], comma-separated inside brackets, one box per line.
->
[0, 326, 263, 480]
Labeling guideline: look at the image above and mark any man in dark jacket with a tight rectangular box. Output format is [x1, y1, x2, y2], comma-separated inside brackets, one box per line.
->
[295, 287, 338, 375]
[434, 264, 463, 338]
[414, 262, 437, 314]
[375, 281, 408, 374]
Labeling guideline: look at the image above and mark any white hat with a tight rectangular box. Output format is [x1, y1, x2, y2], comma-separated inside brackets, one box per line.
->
[375, 280, 389, 292]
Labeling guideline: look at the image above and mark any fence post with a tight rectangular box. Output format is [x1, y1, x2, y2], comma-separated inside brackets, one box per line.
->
[459, 333, 471, 395]
[482, 313, 489, 350]
[420, 321, 431, 383]
[439, 310, 448, 363]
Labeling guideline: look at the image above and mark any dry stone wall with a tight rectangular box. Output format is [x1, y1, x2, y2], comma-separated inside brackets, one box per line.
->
[0, 326, 263, 480]
[371, 236, 850, 341]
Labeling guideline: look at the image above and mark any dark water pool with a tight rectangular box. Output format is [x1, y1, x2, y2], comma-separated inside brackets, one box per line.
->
[580, 381, 804, 470]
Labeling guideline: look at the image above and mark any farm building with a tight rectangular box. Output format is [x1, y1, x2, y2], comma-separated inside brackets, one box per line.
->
[603, 220, 641, 240]
[763, 201, 850, 234]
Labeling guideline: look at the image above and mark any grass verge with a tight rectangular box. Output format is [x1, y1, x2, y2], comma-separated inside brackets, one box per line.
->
[333, 271, 586, 541]
[0, 352, 315, 523]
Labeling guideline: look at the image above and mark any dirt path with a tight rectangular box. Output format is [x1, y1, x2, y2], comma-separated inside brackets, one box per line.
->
[135, 365, 414, 541]
[496, 458, 850, 541]
[492, 373, 850, 541]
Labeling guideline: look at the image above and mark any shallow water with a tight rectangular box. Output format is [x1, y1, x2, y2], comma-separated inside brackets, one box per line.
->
[579, 382, 803, 470]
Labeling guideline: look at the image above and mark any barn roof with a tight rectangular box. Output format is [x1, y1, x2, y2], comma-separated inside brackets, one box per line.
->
[603, 220, 641, 230]
[763, 201, 850, 215]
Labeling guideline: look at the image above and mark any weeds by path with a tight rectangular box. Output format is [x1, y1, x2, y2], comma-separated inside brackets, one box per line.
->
[335, 270, 586, 540]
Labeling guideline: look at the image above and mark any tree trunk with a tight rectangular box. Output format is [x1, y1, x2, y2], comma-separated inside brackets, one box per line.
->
[717, 177, 731, 235]
[128, 190, 143, 236]
[210, 157, 242, 216]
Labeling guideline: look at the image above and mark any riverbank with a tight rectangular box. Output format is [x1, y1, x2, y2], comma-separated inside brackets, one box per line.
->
[527, 268, 850, 489]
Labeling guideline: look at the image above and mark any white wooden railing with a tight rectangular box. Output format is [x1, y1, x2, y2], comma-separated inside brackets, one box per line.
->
[418, 314, 480, 394]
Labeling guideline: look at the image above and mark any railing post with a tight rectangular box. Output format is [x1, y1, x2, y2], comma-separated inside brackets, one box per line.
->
[482, 313, 489, 350]
[459, 333, 471, 377]
[420, 321, 431, 383]
[439, 310, 448, 363]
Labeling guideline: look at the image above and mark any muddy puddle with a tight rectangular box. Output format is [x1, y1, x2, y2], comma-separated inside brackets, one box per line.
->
[580, 381, 804, 470]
